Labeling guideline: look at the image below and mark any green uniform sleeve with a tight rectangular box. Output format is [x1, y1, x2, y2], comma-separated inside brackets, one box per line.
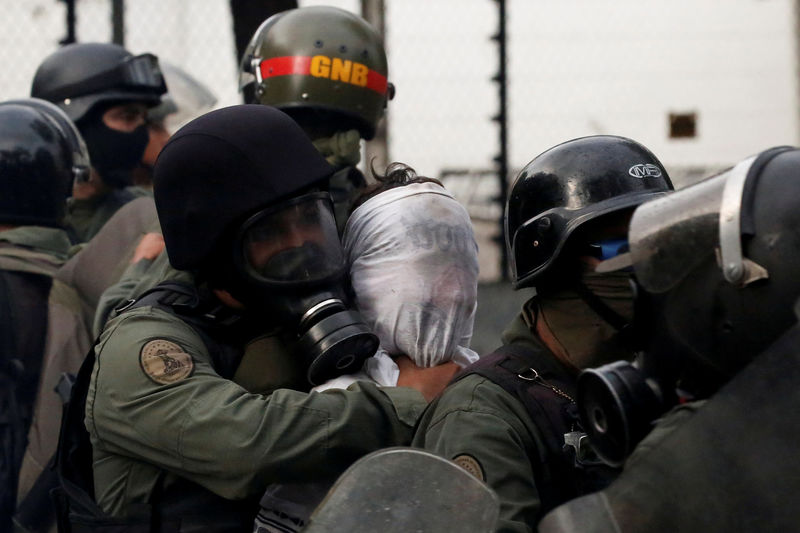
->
[87, 307, 426, 508]
[412, 374, 543, 533]
[92, 257, 154, 336]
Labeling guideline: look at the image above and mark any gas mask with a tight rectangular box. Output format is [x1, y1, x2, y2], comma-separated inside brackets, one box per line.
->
[576, 151, 792, 466]
[231, 191, 378, 385]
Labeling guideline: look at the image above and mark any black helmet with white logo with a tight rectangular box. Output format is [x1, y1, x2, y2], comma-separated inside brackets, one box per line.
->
[506, 135, 673, 289]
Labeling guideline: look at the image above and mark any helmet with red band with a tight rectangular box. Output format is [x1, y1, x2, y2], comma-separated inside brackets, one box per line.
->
[238, 6, 393, 140]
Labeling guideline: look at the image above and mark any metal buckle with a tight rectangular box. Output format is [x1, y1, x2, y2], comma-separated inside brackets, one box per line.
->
[518, 367, 540, 381]
[252, 57, 264, 85]
[114, 298, 137, 313]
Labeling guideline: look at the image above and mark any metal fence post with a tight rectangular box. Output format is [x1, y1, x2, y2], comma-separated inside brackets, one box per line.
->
[361, 0, 389, 176]
[491, 0, 509, 280]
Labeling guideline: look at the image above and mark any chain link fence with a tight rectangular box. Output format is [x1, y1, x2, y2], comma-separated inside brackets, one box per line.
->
[2, 0, 799, 288]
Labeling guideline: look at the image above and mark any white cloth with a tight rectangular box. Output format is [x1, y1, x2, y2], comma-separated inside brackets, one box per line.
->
[314, 181, 480, 392]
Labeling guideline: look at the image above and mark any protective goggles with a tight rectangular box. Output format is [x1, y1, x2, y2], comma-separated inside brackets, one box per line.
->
[40, 53, 167, 101]
[235, 192, 345, 286]
[586, 238, 629, 261]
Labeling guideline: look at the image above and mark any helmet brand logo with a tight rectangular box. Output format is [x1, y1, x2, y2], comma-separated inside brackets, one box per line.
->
[259, 55, 388, 95]
[628, 164, 662, 178]
[310, 55, 368, 87]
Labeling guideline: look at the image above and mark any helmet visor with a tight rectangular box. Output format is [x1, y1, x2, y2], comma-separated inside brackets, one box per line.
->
[626, 171, 730, 293]
[43, 53, 167, 102]
[121, 54, 166, 90]
[239, 192, 344, 284]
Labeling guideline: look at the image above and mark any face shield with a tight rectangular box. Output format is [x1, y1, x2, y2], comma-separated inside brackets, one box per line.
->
[238, 192, 345, 285]
[583, 154, 774, 467]
[148, 62, 217, 135]
[600, 155, 768, 293]
[233, 192, 378, 385]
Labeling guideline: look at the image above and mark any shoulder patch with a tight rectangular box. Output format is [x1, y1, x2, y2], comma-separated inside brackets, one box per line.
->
[452, 454, 485, 482]
[140, 339, 194, 385]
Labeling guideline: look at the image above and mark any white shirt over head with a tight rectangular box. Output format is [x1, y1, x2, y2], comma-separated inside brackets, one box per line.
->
[315, 181, 480, 391]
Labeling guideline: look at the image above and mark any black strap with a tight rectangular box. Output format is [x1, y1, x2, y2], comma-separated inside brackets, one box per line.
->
[456, 344, 577, 457]
[52, 282, 258, 532]
[13, 454, 59, 532]
[0, 268, 54, 530]
[54, 349, 256, 532]
[0, 269, 19, 376]
[118, 281, 244, 380]
[455, 344, 582, 511]
[573, 282, 629, 333]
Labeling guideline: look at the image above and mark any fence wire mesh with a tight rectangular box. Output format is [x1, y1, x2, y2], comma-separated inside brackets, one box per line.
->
[1, 0, 798, 282]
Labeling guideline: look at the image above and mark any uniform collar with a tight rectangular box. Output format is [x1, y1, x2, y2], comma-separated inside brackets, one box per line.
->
[0, 225, 72, 260]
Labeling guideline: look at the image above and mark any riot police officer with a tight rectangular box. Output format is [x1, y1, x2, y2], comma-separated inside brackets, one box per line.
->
[56, 105, 452, 531]
[413, 135, 674, 532]
[0, 98, 90, 530]
[238, 6, 395, 231]
[540, 146, 800, 532]
[31, 42, 167, 242]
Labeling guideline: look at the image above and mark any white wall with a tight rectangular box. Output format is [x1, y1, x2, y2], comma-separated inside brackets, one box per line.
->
[507, 0, 799, 176]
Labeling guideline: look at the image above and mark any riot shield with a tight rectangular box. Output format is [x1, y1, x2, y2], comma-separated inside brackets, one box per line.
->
[539, 319, 800, 533]
[303, 447, 499, 533]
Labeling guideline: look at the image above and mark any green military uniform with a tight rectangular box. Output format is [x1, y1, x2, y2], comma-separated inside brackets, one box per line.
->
[65, 186, 151, 243]
[0, 226, 75, 515]
[0, 226, 72, 274]
[16, 274, 93, 510]
[87, 265, 426, 517]
[17, 197, 162, 511]
[413, 300, 577, 533]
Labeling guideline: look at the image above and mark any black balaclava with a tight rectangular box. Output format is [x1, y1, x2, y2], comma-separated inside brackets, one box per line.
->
[78, 106, 149, 189]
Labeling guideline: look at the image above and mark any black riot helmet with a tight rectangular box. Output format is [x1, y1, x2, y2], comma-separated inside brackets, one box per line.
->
[3, 97, 91, 184]
[31, 43, 167, 123]
[154, 105, 378, 385]
[0, 100, 90, 227]
[506, 135, 674, 290]
[578, 146, 800, 466]
[238, 6, 393, 140]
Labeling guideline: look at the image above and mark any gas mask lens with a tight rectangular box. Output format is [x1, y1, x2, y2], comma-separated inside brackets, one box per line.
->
[241, 193, 344, 284]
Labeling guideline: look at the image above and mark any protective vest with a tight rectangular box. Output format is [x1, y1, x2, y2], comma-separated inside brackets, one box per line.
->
[0, 247, 60, 531]
[54, 281, 259, 533]
[453, 344, 619, 514]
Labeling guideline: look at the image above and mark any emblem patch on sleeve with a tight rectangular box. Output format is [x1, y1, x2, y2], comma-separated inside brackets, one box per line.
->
[452, 454, 485, 482]
[140, 339, 194, 385]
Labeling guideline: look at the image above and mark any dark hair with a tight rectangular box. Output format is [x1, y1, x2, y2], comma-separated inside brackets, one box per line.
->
[350, 161, 443, 213]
